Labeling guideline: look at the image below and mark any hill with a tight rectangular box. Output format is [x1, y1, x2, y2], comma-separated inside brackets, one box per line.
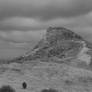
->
[9, 27, 92, 67]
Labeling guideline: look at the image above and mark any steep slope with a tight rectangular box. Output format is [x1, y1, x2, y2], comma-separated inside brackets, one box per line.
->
[22, 27, 89, 61]
[10, 27, 92, 66]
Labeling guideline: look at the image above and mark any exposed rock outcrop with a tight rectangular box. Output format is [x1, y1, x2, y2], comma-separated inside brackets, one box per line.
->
[11, 27, 92, 65]
[21, 27, 86, 61]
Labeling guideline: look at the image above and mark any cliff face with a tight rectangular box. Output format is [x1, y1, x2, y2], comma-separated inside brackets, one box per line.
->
[23, 27, 85, 60]
[12, 27, 92, 66]
[33, 27, 84, 50]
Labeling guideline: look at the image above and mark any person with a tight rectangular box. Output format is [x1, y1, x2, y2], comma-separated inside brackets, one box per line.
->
[22, 82, 27, 89]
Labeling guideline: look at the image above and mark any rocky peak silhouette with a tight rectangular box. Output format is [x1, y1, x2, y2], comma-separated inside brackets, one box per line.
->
[21, 27, 85, 61]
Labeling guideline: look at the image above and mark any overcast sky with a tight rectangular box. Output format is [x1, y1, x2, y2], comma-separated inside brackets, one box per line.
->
[0, 0, 92, 58]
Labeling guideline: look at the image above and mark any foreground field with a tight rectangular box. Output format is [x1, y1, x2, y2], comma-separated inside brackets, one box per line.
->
[0, 60, 92, 92]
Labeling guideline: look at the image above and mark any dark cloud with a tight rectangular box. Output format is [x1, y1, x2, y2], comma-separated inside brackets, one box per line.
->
[0, 0, 91, 31]
[0, 30, 45, 43]
[0, 0, 92, 43]
[0, 17, 74, 31]
[0, 25, 43, 31]
[0, 0, 92, 20]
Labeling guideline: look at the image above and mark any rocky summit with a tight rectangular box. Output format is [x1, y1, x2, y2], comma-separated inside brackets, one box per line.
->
[20, 27, 86, 60]
[12, 27, 92, 65]
[33, 27, 84, 50]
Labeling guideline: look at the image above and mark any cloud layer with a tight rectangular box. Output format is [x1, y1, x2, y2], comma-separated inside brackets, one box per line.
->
[0, 30, 45, 43]
[0, 0, 92, 43]
[0, 0, 92, 20]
